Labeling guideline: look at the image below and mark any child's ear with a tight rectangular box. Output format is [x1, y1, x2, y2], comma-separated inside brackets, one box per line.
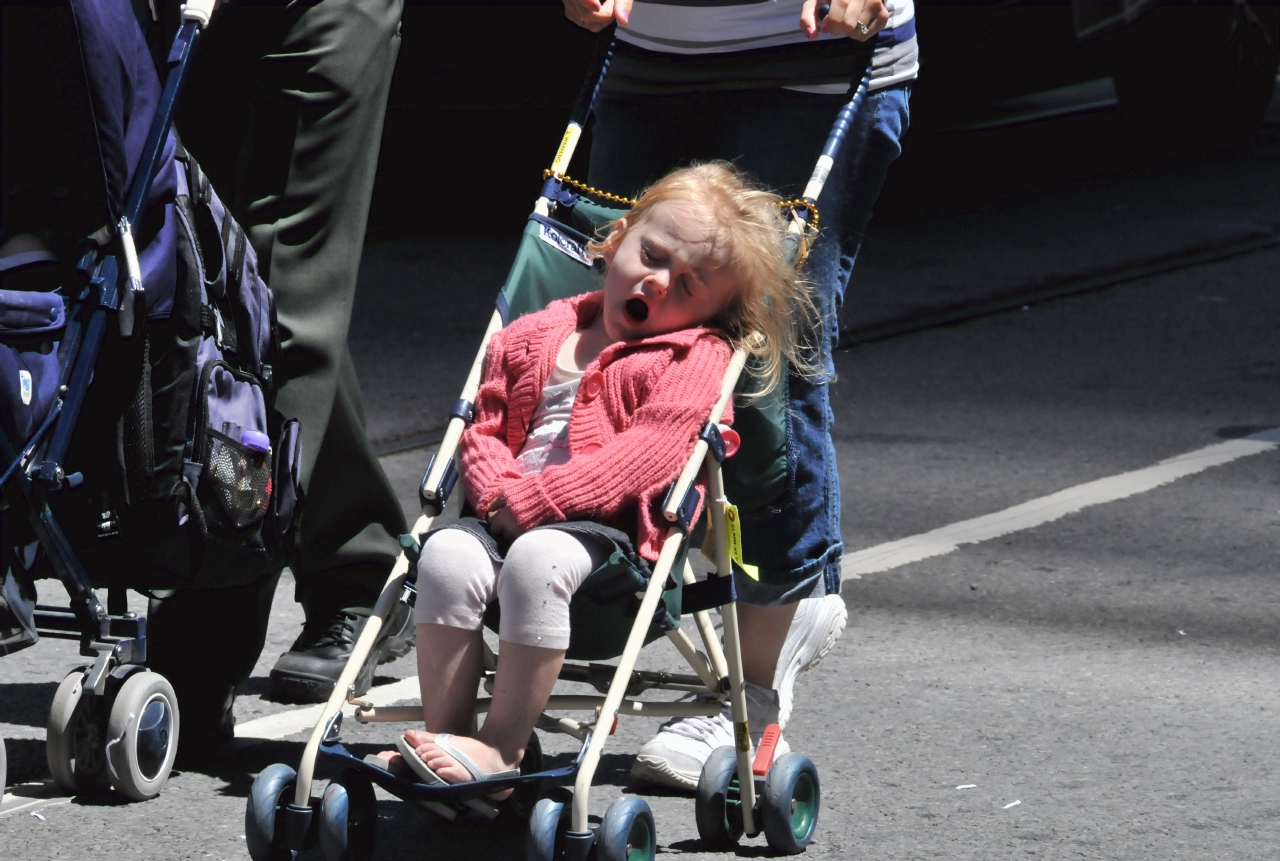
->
[600, 218, 627, 265]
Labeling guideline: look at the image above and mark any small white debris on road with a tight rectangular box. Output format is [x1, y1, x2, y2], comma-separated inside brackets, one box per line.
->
[956, 784, 977, 790]
[1003, 800, 1022, 809]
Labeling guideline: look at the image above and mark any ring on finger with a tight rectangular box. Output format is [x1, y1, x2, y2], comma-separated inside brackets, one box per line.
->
[857, 20, 870, 34]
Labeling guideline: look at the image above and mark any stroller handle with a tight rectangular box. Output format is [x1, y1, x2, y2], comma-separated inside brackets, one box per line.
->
[549, 26, 616, 178]
[571, 24, 616, 130]
[798, 46, 874, 209]
[181, 0, 218, 28]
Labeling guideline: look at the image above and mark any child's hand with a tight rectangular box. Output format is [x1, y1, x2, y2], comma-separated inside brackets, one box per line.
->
[488, 502, 525, 543]
[800, 0, 888, 42]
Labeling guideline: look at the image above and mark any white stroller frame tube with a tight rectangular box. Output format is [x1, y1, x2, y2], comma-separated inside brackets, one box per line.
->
[535, 121, 585, 218]
[293, 549, 412, 807]
[568, 348, 752, 834]
[663, 349, 747, 524]
[570, 526, 687, 834]
[421, 310, 503, 506]
[704, 454, 759, 835]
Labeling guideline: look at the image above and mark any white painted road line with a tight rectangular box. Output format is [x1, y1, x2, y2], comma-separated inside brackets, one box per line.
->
[234, 675, 422, 741]
[7, 430, 1275, 812]
[0, 785, 71, 819]
[844, 427, 1280, 577]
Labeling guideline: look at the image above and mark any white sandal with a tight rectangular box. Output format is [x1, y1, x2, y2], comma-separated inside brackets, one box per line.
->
[394, 733, 519, 815]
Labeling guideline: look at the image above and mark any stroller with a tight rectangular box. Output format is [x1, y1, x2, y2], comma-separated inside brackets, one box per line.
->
[245, 26, 871, 861]
[1, 0, 297, 800]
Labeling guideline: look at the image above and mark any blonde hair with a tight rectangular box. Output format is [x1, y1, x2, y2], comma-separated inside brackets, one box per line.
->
[589, 161, 819, 397]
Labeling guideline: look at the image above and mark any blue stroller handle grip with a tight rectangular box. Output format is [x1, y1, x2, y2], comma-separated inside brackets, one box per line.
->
[796, 46, 873, 210]
[123, 19, 201, 227]
[571, 24, 617, 130]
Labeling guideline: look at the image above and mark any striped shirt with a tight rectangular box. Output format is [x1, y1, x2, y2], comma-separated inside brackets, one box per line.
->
[606, 0, 919, 95]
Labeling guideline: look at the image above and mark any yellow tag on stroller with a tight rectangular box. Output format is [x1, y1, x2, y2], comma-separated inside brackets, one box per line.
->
[703, 501, 760, 581]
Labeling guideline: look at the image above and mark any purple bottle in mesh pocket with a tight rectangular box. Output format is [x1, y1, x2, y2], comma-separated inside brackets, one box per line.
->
[240, 429, 271, 455]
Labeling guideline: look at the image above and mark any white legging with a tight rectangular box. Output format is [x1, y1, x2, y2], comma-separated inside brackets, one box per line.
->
[413, 528, 610, 650]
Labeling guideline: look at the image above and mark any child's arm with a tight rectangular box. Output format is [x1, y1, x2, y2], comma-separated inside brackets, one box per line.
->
[500, 335, 733, 529]
[458, 328, 525, 516]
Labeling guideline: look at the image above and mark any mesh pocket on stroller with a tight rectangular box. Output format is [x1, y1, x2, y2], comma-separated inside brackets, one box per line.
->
[203, 430, 272, 530]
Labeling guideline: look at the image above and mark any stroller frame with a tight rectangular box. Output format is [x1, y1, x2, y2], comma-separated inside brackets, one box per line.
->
[250, 26, 871, 860]
[1, 1, 219, 801]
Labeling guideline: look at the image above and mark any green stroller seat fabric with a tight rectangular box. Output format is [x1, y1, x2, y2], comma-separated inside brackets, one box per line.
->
[497, 190, 789, 516]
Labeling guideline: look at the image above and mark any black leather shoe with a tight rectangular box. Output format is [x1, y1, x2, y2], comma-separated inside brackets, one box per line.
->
[267, 601, 414, 704]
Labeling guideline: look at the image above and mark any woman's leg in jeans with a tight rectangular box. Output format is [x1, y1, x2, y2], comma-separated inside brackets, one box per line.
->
[405, 529, 607, 782]
[593, 84, 912, 786]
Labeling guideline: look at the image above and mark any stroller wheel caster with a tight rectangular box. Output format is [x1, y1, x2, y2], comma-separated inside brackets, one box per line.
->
[598, 794, 656, 861]
[46, 667, 105, 793]
[526, 797, 568, 861]
[246, 763, 299, 861]
[695, 745, 743, 849]
[761, 753, 820, 855]
[319, 769, 377, 861]
[104, 671, 179, 801]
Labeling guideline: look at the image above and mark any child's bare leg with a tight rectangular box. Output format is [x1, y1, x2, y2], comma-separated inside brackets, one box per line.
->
[404, 528, 603, 783]
[737, 602, 798, 688]
[416, 622, 485, 734]
[406, 639, 564, 781]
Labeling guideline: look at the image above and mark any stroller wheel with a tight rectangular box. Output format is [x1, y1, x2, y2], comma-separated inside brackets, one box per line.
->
[46, 667, 106, 793]
[598, 794, 656, 861]
[246, 763, 299, 861]
[695, 745, 743, 849]
[525, 797, 567, 861]
[105, 671, 179, 801]
[319, 769, 377, 861]
[761, 753, 820, 855]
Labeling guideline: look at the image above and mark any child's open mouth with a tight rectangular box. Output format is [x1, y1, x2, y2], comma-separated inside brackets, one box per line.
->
[625, 297, 649, 323]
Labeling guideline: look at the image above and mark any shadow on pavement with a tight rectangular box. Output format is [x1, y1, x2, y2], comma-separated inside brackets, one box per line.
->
[0, 681, 57, 727]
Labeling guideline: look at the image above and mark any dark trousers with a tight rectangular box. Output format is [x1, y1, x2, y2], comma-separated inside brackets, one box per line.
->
[146, 0, 405, 724]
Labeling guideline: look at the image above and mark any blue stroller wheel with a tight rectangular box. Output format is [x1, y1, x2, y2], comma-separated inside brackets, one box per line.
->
[761, 753, 821, 855]
[246, 763, 299, 861]
[319, 769, 377, 861]
[695, 745, 744, 849]
[598, 794, 656, 861]
[526, 797, 568, 861]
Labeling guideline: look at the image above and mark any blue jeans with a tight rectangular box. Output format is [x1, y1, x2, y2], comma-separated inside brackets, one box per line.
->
[589, 82, 911, 604]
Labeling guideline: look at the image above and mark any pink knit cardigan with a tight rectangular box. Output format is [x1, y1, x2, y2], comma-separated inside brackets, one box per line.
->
[460, 291, 733, 561]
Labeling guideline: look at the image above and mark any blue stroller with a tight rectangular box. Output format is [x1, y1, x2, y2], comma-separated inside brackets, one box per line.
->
[1, 0, 298, 800]
[245, 24, 871, 861]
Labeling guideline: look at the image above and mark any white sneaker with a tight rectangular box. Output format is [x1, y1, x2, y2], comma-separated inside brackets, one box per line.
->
[630, 681, 790, 791]
[774, 594, 847, 730]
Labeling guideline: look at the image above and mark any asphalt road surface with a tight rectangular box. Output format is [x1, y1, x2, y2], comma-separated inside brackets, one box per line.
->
[3, 89, 1278, 860]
